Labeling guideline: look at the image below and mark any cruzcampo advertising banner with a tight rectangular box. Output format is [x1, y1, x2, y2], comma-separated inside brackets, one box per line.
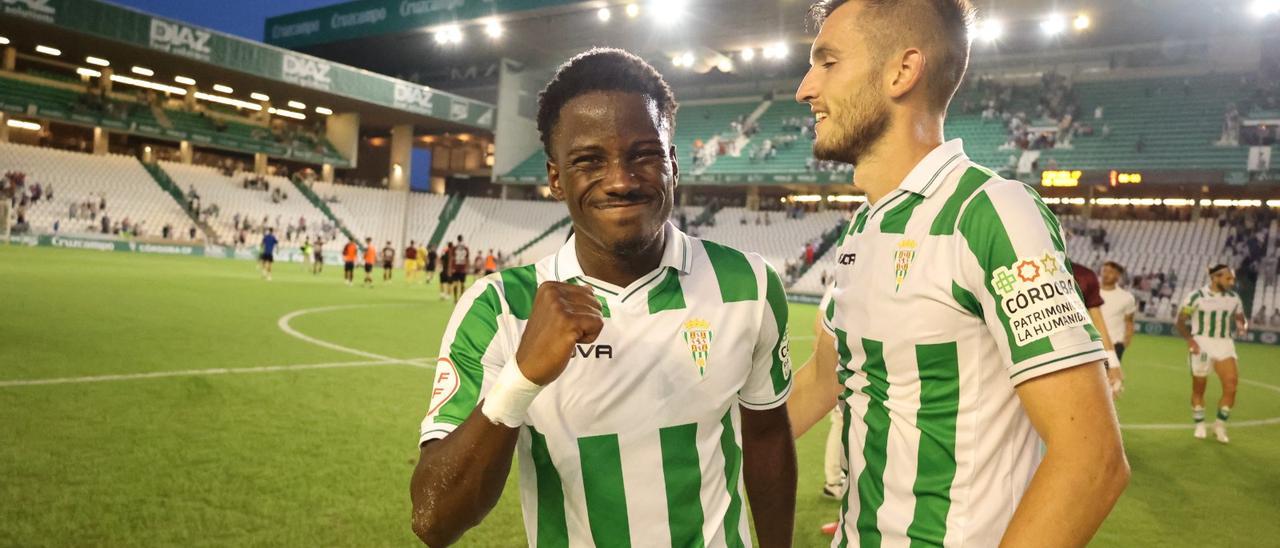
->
[0, 0, 494, 129]
[264, 0, 583, 49]
[4, 233, 343, 263]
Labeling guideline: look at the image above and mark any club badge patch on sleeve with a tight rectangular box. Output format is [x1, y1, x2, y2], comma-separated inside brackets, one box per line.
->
[991, 251, 1091, 346]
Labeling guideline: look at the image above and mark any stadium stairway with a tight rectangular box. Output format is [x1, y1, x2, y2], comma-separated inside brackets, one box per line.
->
[140, 161, 218, 242]
[428, 193, 466, 248]
[290, 179, 358, 244]
[511, 215, 572, 258]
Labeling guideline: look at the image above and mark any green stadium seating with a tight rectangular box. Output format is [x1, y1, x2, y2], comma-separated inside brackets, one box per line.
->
[501, 72, 1267, 182]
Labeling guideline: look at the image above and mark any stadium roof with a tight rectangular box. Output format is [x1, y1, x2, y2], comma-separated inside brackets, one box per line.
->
[0, 0, 495, 133]
[265, 0, 1264, 96]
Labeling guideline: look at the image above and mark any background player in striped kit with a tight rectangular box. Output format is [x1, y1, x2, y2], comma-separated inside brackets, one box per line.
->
[1176, 264, 1247, 443]
[787, 0, 1129, 545]
[409, 48, 797, 547]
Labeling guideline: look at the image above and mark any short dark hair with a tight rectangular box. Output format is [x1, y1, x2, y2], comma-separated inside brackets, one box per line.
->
[1209, 264, 1230, 276]
[1103, 261, 1126, 274]
[536, 47, 678, 157]
[808, 0, 975, 109]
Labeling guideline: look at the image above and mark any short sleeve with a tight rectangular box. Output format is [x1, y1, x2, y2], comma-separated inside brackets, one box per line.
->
[740, 262, 793, 410]
[1180, 290, 1200, 316]
[1123, 294, 1137, 316]
[956, 180, 1106, 385]
[420, 280, 511, 445]
[818, 286, 836, 337]
[1074, 265, 1105, 308]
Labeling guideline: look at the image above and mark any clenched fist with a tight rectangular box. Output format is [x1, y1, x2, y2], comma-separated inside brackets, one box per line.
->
[515, 282, 605, 385]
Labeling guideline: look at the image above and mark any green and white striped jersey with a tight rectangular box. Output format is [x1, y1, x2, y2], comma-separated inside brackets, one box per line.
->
[421, 222, 792, 547]
[1180, 286, 1243, 339]
[821, 139, 1105, 547]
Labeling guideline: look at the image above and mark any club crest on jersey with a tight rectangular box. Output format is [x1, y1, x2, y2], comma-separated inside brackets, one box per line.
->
[893, 239, 917, 292]
[990, 250, 1089, 346]
[681, 318, 713, 376]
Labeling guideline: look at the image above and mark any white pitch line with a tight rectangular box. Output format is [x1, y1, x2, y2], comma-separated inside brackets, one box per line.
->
[0, 359, 400, 388]
[276, 303, 432, 368]
[1121, 364, 1280, 430]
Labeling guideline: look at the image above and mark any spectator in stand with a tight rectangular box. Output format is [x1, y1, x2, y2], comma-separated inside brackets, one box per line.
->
[1272, 308, 1280, 326]
[1254, 306, 1268, 327]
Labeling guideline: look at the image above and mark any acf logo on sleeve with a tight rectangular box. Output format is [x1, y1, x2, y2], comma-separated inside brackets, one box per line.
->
[990, 250, 1091, 346]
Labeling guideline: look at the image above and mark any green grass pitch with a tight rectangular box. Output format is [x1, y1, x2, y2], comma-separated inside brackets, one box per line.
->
[2, 244, 1278, 547]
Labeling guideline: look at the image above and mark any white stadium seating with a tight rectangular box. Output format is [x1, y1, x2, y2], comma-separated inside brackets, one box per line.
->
[159, 161, 330, 248]
[2, 142, 193, 238]
[310, 181, 409, 252]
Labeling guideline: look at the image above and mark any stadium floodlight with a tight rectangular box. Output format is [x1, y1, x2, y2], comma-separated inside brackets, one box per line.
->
[597, 7, 612, 22]
[762, 42, 789, 60]
[268, 107, 306, 120]
[1252, 0, 1280, 17]
[287, 100, 306, 109]
[174, 76, 196, 86]
[717, 59, 734, 73]
[110, 74, 188, 95]
[1073, 13, 1091, 31]
[196, 91, 262, 110]
[651, 0, 687, 23]
[976, 18, 1004, 42]
[1040, 14, 1066, 36]
[435, 24, 463, 45]
[213, 84, 234, 94]
[484, 19, 504, 39]
[35, 45, 61, 56]
[0, 37, 9, 45]
[625, 3, 640, 18]
[131, 66, 154, 77]
[6, 119, 41, 131]
[315, 106, 333, 115]
[85, 56, 110, 67]
[76, 67, 102, 78]
[740, 48, 755, 61]
[250, 92, 270, 101]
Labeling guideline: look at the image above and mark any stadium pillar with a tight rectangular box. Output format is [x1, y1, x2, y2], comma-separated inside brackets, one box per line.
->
[93, 127, 109, 155]
[2, 47, 14, 71]
[493, 59, 543, 179]
[325, 113, 360, 168]
[0, 113, 8, 143]
[254, 153, 268, 175]
[179, 140, 192, 164]
[388, 124, 412, 191]
[184, 86, 197, 110]
[101, 68, 113, 93]
[745, 186, 761, 211]
[322, 163, 334, 183]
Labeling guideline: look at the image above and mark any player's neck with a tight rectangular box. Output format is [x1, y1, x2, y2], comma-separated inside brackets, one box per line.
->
[854, 114, 944, 205]
[1102, 282, 1116, 290]
[575, 229, 666, 288]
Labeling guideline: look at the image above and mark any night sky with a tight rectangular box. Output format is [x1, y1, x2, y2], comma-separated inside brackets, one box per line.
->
[110, 0, 343, 41]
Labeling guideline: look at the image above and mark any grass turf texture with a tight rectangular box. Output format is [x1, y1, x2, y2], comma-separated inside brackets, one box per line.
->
[2, 244, 1278, 547]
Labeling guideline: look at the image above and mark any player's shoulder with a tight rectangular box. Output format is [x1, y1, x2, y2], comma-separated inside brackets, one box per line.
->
[688, 235, 777, 278]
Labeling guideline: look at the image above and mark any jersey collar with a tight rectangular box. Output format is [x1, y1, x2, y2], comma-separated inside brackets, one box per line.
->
[554, 221, 692, 284]
[896, 139, 967, 199]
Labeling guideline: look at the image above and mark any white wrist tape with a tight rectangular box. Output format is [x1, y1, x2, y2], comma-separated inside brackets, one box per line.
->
[481, 356, 544, 428]
[1106, 349, 1121, 370]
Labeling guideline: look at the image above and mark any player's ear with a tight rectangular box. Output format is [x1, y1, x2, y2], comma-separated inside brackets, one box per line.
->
[547, 159, 565, 202]
[668, 144, 680, 191]
[887, 47, 926, 101]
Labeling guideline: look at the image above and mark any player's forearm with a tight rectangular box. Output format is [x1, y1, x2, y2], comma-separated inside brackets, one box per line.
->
[1124, 321, 1134, 346]
[741, 406, 797, 548]
[410, 407, 520, 546]
[785, 357, 839, 438]
[1175, 316, 1193, 342]
[1000, 438, 1129, 547]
